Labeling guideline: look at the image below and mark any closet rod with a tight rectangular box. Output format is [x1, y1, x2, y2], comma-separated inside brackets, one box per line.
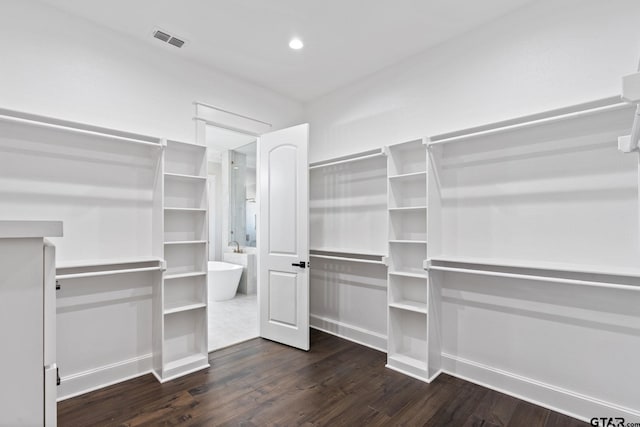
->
[310, 254, 386, 265]
[428, 265, 640, 293]
[309, 149, 385, 170]
[0, 113, 163, 148]
[56, 266, 163, 280]
[428, 96, 628, 146]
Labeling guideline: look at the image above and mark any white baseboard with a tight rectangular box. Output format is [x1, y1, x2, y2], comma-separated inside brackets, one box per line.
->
[57, 353, 153, 401]
[310, 314, 386, 352]
[441, 352, 640, 423]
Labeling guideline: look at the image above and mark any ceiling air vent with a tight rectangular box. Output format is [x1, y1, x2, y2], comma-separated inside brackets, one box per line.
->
[152, 28, 186, 48]
[167, 37, 185, 48]
[153, 30, 171, 42]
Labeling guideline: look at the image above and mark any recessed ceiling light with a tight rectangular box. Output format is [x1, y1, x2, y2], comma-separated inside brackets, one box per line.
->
[289, 38, 304, 50]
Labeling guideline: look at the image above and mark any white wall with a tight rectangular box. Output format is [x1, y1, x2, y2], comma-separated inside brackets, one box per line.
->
[0, 0, 302, 400]
[0, 1, 303, 143]
[307, 0, 640, 162]
[305, 0, 640, 421]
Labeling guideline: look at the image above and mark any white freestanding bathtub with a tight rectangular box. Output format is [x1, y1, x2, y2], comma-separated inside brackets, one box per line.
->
[208, 261, 243, 302]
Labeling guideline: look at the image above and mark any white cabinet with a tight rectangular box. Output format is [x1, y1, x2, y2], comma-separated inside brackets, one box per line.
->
[0, 221, 62, 426]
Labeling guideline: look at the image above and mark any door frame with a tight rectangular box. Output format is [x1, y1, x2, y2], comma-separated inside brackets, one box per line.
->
[195, 102, 272, 352]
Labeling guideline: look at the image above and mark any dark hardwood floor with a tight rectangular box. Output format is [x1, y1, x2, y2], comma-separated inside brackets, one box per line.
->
[58, 330, 587, 426]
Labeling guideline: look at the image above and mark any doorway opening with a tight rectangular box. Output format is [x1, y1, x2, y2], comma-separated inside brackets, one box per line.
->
[207, 129, 258, 351]
[195, 103, 271, 352]
[195, 102, 310, 352]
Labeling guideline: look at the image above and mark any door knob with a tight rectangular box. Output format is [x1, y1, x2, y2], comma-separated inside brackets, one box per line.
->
[291, 261, 306, 268]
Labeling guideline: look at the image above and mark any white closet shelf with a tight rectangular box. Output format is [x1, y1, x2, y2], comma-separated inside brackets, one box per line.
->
[388, 353, 427, 371]
[164, 301, 206, 315]
[428, 264, 640, 293]
[164, 172, 207, 182]
[428, 97, 629, 146]
[56, 257, 165, 279]
[164, 240, 207, 246]
[389, 206, 427, 212]
[310, 254, 387, 265]
[164, 207, 207, 212]
[0, 109, 162, 148]
[310, 203, 387, 211]
[389, 240, 427, 244]
[427, 256, 640, 279]
[56, 257, 163, 269]
[309, 148, 386, 170]
[164, 271, 207, 280]
[56, 266, 162, 280]
[389, 300, 427, 314]
[388, 171, 427, 180]
[389, 271, 428, 279]
[310, 248, 387, 257]
[163, 353, 208, 373]
[166, 140, 206, 150]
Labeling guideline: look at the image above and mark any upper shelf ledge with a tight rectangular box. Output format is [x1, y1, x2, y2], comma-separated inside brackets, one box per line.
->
[428, 96, 628, 146]
[309, 148, 385, 169]
[0, 220, 63, 238]
[0, 107, 163, 148]
[427, 256, 640, 279]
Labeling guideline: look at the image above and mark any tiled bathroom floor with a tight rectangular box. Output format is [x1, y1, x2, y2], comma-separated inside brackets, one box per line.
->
[208, 294, 258, 352]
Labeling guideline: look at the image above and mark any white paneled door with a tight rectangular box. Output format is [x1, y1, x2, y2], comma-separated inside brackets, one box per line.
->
[258, 124, 309, 350]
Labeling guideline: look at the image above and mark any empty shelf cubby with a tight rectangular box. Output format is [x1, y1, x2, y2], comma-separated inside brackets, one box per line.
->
[164, 209, 207, 243]
[389, 275, 427, 314]
[165, 140, 207, 177]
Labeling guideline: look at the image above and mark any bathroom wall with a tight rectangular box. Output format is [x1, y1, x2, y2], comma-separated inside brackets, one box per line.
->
[208, 161, 223, 262]
[228, 151, 248, 247]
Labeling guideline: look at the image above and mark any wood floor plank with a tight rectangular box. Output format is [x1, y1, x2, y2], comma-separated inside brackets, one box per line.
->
[509, 400, 550, 427]
[460, 388, 520, 427]
[58, 330, 589, 427]
[545, 411, 590, 427]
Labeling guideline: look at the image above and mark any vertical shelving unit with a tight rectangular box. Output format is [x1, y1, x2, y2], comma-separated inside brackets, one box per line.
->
[155, 139, 209, 382]
[385, 139, 430, 381]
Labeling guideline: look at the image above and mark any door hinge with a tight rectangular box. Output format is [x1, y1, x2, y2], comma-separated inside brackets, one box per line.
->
[56, 367, 60, 386]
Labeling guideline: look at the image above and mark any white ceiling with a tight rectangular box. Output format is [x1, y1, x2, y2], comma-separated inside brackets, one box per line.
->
[40, 0, 536, 102]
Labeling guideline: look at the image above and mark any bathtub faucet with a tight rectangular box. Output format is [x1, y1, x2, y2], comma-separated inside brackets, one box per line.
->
[230, 240, 243, 253]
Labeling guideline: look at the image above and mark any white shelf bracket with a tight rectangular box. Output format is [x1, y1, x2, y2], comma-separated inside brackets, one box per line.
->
[423, 259, 432, 270]
[619, 72, 640, 153]
[382, 256, 389, 266]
